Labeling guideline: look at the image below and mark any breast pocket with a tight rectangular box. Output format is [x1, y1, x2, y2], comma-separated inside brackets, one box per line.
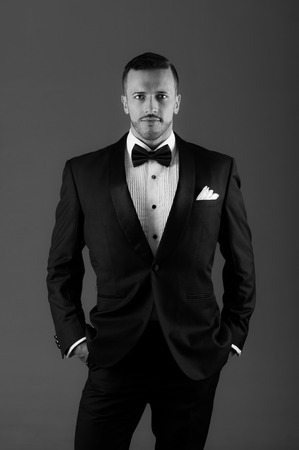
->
[192, 199, 221, 231]
[194, 199, 220, 208]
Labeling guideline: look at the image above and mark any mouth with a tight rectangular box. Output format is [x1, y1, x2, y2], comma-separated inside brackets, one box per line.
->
[140, 117, 162, 123]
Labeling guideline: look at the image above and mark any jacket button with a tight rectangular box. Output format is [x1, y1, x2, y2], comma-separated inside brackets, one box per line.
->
[153, 264, 159, 272]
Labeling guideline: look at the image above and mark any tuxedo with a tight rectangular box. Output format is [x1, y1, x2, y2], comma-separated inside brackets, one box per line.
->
[47, 132, 255, 448]
[47, 132, 255, 379]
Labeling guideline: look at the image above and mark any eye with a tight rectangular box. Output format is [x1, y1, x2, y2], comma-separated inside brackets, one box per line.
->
[134, 94, 145, 100]
[156, 94, 168, 100]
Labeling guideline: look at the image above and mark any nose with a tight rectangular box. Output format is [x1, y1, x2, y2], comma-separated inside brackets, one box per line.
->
[145, 96, 158, 115]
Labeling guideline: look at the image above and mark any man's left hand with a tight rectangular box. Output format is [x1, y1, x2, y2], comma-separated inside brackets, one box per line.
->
[72, 342, 89, 365]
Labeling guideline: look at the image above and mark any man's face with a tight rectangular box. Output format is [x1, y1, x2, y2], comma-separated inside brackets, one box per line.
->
[121, 68, 181, 147]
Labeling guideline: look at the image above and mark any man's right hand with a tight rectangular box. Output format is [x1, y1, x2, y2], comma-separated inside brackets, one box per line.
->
[71, 342, 89, 365]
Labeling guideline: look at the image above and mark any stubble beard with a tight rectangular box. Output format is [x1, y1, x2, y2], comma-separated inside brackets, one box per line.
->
[131, 119, 173, 144]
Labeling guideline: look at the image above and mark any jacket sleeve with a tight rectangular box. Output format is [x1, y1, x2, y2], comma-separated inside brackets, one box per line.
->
[218, 158, 256, 350]
[47, 160, 86, 357]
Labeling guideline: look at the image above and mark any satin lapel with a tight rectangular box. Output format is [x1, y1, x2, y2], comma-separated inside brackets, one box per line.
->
[109, 135, 154, 263]
[155, 135, 195, 262]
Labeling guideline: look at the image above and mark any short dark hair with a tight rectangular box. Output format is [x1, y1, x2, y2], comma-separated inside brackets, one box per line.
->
[122, 52, 179, 93]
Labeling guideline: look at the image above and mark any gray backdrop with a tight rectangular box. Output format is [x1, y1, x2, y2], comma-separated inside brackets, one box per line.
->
[1, 1, 298, 449]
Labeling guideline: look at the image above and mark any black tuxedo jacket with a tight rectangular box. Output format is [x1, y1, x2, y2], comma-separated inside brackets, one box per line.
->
[47, 133, 255, 380]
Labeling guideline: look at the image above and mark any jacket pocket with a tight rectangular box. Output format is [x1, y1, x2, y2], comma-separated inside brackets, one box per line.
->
[185, 292, 215, 301]
[98, 293, 124, 299]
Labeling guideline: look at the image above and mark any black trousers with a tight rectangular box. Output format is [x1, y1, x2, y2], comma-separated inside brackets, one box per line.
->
[75, 322, 220, 450]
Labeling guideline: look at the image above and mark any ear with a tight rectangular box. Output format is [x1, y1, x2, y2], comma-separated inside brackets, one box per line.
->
[174, 94, 181, 115]
[121, 95, 129, 115]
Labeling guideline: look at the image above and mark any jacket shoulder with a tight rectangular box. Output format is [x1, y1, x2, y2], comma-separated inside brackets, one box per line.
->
[67, 134, 127, 170]
[176, 134, 233, 167]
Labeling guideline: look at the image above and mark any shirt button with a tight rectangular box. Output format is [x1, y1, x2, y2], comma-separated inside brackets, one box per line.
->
[153, 234, 158, 240]
[153, 264, 159, 272]
[152, 205, 157, 209]
[151, 175, 156, 179]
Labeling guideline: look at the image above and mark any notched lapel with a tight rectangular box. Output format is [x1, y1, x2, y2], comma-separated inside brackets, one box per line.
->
[109, 135, 154, 263]
[155, 136, 195, 262]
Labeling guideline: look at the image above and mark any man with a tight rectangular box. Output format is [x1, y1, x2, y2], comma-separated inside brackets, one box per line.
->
[47, 52, 255, 450]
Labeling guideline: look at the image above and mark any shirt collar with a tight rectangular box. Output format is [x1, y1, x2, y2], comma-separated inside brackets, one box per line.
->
[126, 129, 176, 159]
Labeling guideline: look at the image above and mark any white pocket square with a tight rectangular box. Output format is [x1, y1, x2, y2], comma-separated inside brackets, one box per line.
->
[196, 186, 219, 200]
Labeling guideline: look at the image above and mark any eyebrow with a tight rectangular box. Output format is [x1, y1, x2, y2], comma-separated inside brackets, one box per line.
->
[132, 90, 169, 95]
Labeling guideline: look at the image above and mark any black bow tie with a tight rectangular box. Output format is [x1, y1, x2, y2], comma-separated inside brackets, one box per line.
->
[131, 144, 172, 167]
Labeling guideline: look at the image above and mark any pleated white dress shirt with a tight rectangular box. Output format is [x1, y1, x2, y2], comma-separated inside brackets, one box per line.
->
[125, 130, 179, 255]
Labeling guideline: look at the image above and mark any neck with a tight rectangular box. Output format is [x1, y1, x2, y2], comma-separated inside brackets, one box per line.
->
[130, 126, 173, 150]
